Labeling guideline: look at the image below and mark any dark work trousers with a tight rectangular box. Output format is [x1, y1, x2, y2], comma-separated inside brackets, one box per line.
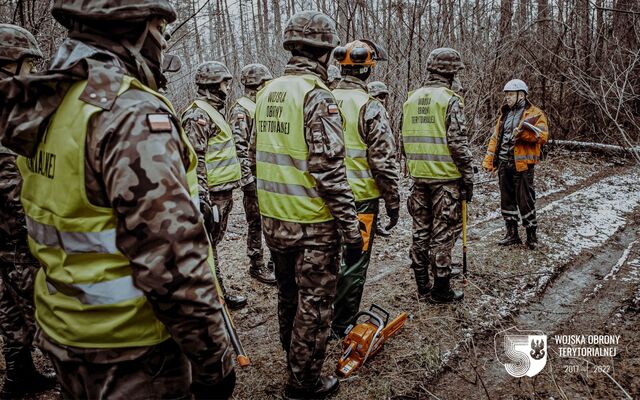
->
[332, 199, 378, 336]
[498, 163, 537, 227]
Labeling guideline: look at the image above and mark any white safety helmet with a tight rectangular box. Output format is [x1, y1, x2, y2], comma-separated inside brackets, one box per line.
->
[503, 79, 528, 94]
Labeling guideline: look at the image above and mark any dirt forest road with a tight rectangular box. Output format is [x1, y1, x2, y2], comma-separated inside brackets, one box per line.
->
[12, 150, 639, 400]
[221, 150, 640, 400]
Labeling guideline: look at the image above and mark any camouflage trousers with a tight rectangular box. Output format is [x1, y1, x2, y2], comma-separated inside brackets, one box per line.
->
[242, 185, 266, 268]
[0, 154, 38, 349]
[37, 333, 191, 400]
[270, 245, 340, 388]
[333, 199, 378, 335]
[407, 181, 462, 278]
[209, 189, 234, 270]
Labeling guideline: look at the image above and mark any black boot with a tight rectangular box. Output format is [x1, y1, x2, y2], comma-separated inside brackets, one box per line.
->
[249, 263, 277, 285]
[430, 277, 464, 304]
[498, 221, 522, 246]
[1, 347, 57, 398]
[223, 292, 247, 310]
[285, 375, 340, 400]
[526, 226, 538, 250]
[412, 265, 433, 300]
[216, 264, 247, 310]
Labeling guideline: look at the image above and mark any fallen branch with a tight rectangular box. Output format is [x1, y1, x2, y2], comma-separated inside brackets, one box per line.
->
[548, 140, 640, 159]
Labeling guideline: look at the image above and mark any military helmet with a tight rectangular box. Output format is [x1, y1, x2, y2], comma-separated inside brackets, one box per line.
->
[283, 10, 340, 51]
[426, 47, 464, 75]
[503, 79, 528, 94]
[52, 0, 177, 29]
[195, 61, 232, 86]
[241, 63, 273, 87]
[367, 81, 389, 97]
[0, 24, 43, 63]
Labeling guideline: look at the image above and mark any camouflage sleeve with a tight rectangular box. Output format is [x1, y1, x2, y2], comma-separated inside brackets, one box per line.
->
[305, 87, 360, 244]
[181, 107, 212, 207]
[361, 99, 400, 210]
[90, 90, 233, 384]
[228, 104, 254, 186]
[248, 120, 257, 177]
[446, 96, 474, 184]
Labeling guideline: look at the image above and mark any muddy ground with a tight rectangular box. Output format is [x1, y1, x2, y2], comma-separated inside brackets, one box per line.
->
[4, 149, 639, 399]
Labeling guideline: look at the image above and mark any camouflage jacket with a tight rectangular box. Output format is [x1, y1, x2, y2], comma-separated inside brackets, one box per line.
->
[20, 39, 232, 383]
[401, 73, 474, 185]
[251, 56, 361, 248]
[336, 76, 400, 210]
[228, 90, 256, 186]
[182, 92, 241, 197]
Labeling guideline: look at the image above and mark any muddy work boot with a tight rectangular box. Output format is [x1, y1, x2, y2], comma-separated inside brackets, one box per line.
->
[216, 264, 247, 310]
[498, 221, 522, 246]
[0, 346, 57, 398]
[223, 291, 248, 310]
[249, 263, 276, 285]
[412, 264, 433, 300]
[526, 226, 538, 250]
[430, 277, 464, 304]
[285, 375, 340, 400]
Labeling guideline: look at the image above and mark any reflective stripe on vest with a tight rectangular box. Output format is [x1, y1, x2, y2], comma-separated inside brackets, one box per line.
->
[255, 75, 333, 223]
[191, 100, 241, 187]
[333, 88, 380, 202]
[402, 86, 462, 180]
[18, 76, 199, 348]
[235, 96, 256, 119]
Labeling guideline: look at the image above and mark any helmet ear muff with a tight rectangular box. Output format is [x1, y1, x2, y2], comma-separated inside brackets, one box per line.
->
[349, 47, 369, 63]
[333, 46, 347, 62]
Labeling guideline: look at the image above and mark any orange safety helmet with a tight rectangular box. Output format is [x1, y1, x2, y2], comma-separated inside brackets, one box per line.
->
[333, 39, 387, 67]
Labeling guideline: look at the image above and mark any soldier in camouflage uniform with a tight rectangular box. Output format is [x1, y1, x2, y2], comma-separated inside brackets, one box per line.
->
[401, 48, 474, 303]
[0, 23, 58, 398]
[0, 2, 235, 398]
[331, 39, 400, 335]
[228, 63, 276, 285]
[327, 65, 341, 89]
[367, 80, 390, 107]
[182, 61, 248, 309]
[253, 10, 362, 399]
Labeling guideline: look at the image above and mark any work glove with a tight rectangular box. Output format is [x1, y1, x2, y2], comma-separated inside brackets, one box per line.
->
[343, 237, 364, 266]
[461, 180, 474, 202]
[192, 370, 236, 400]
[384, 206, 400, 232]
[242, 180, 257, 194]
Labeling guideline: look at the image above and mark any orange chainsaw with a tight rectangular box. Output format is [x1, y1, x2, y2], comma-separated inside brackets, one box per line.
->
[336, 304, 408, 377]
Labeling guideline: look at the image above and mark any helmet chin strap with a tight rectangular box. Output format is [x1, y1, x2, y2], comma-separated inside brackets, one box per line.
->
[121, 21, 158, 90]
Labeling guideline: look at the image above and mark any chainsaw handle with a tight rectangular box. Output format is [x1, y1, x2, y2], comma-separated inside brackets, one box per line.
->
[351, 310, 385, 329]
[369, 304, 390, 326]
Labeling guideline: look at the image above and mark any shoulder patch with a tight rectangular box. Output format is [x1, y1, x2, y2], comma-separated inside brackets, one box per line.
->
[328, 104, 339, 114]
[197, 118, 208, 126]
[147, 113, 173, 132]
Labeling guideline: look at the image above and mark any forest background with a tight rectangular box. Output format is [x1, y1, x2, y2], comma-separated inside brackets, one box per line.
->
[1, 0, 639, 152]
